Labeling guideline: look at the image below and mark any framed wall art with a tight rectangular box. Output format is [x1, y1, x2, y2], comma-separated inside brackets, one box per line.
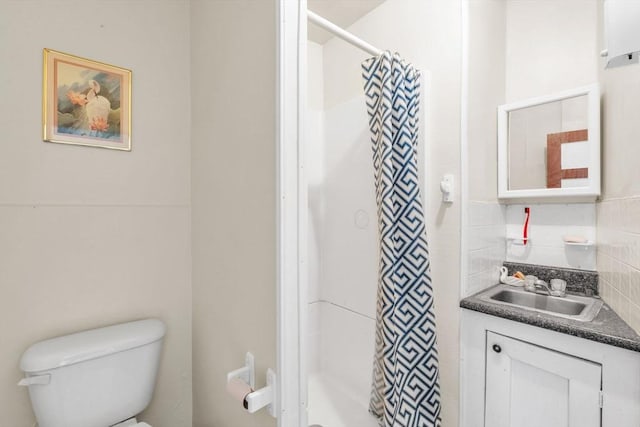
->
[42, 48, 131, 150]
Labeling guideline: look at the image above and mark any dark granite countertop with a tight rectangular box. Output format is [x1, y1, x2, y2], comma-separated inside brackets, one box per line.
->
[461, 284, 640, 353]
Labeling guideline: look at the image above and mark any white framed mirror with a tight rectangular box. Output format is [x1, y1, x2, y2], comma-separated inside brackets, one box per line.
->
[498, 83, 601, 201]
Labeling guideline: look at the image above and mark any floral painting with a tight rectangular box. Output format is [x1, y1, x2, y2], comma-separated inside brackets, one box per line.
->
[43, 49, 131, 150]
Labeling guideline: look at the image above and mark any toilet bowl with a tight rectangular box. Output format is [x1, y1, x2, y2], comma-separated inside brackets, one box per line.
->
[18, 319, 166, 427]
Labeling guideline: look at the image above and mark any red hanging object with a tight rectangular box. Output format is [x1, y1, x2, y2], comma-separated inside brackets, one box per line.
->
[523, 207, 530, 245]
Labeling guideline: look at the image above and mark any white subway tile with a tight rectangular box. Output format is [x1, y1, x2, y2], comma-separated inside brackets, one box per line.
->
[466, 268, 501, 297]
[616, 290, 631, 326]
[598, 252, 612, 285]
[629, 198, 640, 234]
[469, 248, 486, 276]
[628, 302, 640, 334]
[620, 262, 631, 298]
[628, 267, 640, 307]
[600, 282, 611, 304]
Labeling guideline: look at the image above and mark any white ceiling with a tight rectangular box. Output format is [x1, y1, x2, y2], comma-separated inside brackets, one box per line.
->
[307, 0, 386, 44]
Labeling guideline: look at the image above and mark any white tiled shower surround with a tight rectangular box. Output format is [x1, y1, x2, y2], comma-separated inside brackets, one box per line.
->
[306, 40, 377, 425]
[306, 38, 378, 409]
[306, 1, 465, 424]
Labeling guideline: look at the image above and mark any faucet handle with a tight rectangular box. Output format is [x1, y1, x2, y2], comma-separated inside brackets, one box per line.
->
[550, 279, 567, 297]
[524, 275, 538, 292]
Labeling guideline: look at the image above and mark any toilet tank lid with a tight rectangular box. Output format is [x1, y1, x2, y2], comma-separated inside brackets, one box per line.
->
[20, 319, 166, 373]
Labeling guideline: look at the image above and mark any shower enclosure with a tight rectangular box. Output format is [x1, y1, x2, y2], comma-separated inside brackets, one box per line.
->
[276, 1, 463, 426]
[304, 4, 434, 426]
[305, 25, 380, 427]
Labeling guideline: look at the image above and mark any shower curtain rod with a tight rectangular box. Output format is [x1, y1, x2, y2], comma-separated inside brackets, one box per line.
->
[307, 10, 384, 57]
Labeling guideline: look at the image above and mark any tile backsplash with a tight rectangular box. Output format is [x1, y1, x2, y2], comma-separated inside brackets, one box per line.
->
[464, 198, 640, 335]
[503, 261, 598, 296]
[465, 201, 597, 297]
[506, 203, 596, 270]
[598, 197, 640, 333]
[466, 201, 506, 296]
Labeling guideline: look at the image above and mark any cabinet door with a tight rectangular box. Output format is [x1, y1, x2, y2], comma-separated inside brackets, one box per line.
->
[486, 331, 602, 427]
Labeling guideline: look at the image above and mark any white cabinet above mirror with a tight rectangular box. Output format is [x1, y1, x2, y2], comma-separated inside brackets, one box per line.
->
[498, 84, 601, 201]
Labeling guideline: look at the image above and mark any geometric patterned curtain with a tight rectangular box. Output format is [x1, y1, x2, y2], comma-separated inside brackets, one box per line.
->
[362, 51, 442, 427]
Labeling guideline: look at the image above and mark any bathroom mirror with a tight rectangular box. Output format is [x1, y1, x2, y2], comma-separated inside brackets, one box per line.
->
[498, 84, 600, 200]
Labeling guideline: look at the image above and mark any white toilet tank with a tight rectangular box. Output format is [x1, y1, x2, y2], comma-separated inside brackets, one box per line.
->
[19, 319, 166, 427]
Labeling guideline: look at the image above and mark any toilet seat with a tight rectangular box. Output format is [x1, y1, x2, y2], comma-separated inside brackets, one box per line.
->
[112, 419, 151, 427]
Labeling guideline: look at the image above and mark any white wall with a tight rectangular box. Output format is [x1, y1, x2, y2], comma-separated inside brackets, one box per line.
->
[466, 0, 599, 277]
[501, 0, 599, 271]
[0, 1, 192, 426]
[465, 0, 507, 297]
[315, 0, 463, 424]
[597, 0, 640, 333]
[190, 1, 277, 427]
[505, 0, 599, 102]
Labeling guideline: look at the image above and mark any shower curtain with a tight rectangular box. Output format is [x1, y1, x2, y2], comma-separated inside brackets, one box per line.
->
[362, 51, 441, 427]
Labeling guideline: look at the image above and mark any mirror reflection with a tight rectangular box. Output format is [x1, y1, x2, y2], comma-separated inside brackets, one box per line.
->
[508, 94, 589, 191]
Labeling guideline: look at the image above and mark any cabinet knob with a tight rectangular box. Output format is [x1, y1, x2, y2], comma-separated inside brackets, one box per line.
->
[492, 344, 502, 353]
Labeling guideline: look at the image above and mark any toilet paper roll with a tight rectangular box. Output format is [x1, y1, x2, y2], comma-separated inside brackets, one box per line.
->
[227, 377, 253, 409]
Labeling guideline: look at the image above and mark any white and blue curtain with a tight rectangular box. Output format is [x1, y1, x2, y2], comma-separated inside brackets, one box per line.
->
[362, 51, 441, 427]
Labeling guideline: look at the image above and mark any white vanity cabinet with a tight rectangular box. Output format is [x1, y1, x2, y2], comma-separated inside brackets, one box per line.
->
[485, 332, 601, 427]
[461, 309, 640, 427]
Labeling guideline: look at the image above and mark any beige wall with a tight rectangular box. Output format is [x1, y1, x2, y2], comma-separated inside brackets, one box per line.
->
[0, 1, 192, 426]
[190, 1, 277, 426]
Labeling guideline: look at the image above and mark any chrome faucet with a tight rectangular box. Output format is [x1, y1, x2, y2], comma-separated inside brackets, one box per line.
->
[526, 279, 553, 296]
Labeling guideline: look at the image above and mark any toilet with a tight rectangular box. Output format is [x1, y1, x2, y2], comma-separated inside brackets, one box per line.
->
[18, 318, 166, 427]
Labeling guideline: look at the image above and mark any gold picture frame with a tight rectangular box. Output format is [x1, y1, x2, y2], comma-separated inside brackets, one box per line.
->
[43, 48, 131, 151]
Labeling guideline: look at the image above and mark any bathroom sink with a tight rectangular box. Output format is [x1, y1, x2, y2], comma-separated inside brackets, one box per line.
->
[479, 284, 603, 322]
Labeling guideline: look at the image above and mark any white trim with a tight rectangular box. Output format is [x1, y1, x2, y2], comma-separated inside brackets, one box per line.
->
[297, 1, 309, 426]
[276, 1, 305, 426]
[497, 83, 601, 201]
[459, 1, 470, 426]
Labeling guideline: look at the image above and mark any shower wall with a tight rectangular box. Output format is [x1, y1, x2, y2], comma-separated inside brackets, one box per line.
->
[307, 1, 463, 425]
[307, 37, 377, 407]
